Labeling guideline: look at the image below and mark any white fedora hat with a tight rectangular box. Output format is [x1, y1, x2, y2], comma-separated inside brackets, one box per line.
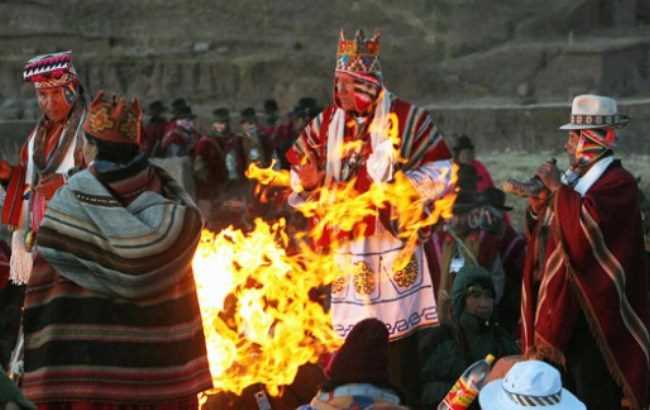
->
[479, 360, 585, 410]
[559, 94, 629, 130]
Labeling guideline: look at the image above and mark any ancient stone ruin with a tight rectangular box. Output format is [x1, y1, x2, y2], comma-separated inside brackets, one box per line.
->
[0, 0, 648, 158]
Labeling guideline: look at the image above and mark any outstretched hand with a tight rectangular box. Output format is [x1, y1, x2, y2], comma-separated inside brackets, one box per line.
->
[294, 149, 324, 191]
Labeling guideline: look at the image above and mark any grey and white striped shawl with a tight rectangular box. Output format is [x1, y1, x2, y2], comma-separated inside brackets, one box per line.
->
[23, 166, 212, 403]
[36, 166, 203, 299]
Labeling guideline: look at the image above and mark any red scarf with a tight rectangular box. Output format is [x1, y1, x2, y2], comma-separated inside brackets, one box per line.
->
[521, 161, 650, 409]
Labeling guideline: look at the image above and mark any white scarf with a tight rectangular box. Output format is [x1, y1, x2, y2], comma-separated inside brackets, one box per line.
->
[325, 89, 394, 184]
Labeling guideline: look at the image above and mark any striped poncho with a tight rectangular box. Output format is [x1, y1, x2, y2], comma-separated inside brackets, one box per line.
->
[22, 166, 212, 404]
[521, 159, 650, 409]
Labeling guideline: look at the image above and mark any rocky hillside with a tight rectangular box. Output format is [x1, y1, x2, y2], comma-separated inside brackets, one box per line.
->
[0, 0, 648, 154]
[0, 0, 648, 113]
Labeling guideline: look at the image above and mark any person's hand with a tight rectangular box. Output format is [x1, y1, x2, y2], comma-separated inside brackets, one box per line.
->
[535, 161, 562, 193]
[294, 148, 324, 191]
[528, 188, 550, 215]
[0, 160, 12, 182]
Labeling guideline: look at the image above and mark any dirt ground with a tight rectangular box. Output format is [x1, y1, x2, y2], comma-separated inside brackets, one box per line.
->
[480, 150, 650, 229]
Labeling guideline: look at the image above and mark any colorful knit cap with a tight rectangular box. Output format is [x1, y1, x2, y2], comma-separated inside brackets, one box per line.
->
[575, 128, 616, 165]
[23, 51, 78, 89]
[84, 91, 143, 145]
[336, 29, 382, 79]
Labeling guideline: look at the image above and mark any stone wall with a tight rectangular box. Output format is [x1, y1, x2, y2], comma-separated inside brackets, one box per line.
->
[0, 0, 648, 158]
[1, 99, 647, 164]
[428, 98, 650, 155]
[0, 0, 648, 119]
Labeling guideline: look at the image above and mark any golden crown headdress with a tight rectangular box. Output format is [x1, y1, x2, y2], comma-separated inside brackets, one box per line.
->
[336, 29, 382, 77]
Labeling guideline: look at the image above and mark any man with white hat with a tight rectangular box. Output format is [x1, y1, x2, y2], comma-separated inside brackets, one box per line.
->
[521, 95, 650, 409]
[479, 360, 586, 410]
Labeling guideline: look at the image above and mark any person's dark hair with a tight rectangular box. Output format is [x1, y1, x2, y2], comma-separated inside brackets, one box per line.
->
[85, 133, 140, 164]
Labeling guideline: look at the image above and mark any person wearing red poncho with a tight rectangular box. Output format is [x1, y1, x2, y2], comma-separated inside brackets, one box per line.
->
[160, 99, 200, 158]
[141, 100, 169, 157]
[193, 111, 227, 228]
[521, 94, 650, 410]
[286, 29, 454, 406]
[451, 134, 495, 193]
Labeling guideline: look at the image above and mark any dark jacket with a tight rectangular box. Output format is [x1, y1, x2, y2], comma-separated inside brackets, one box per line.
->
[419, 266, 519, 407]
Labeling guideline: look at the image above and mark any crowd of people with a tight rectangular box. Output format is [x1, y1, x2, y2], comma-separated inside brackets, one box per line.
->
[0, 28, 648, 410]
[138, 94, 322, 230]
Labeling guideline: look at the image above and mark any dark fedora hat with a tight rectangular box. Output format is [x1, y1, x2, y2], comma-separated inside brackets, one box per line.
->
[264, 99, 278, 113]
[478, 187, 513, 211]
[453, 190, 481, 214]
[171, 98, 196, 119]
[453, 134, 475, 152]
[297, 97, 317, 109]
[240, 107, 257, 123]
[212, 107, 230, 123]
[147, 100, 167, 115]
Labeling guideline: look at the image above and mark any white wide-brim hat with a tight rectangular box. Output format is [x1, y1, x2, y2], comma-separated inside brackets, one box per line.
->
[479, 360, 585, 410]
[559, 94, 629, 130]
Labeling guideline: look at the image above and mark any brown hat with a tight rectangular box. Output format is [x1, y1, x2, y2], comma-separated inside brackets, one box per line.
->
[84, 90, 142, 145]
[326, 318, 391, 386]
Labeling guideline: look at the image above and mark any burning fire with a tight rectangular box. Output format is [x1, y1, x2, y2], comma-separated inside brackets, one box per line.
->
[193, 219, 342, 396]
[193, 147, 458, 397]
[245, 162, 291, 188]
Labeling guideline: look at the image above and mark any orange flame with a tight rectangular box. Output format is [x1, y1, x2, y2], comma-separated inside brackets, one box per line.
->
[193, 151, 457, 398]
[296, 166, 458, 271]
[193, 219, 342, 397]
[245, 161, 291, 188]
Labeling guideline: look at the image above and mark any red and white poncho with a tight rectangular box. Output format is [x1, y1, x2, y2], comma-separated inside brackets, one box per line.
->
[287, 90, 453, 340]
